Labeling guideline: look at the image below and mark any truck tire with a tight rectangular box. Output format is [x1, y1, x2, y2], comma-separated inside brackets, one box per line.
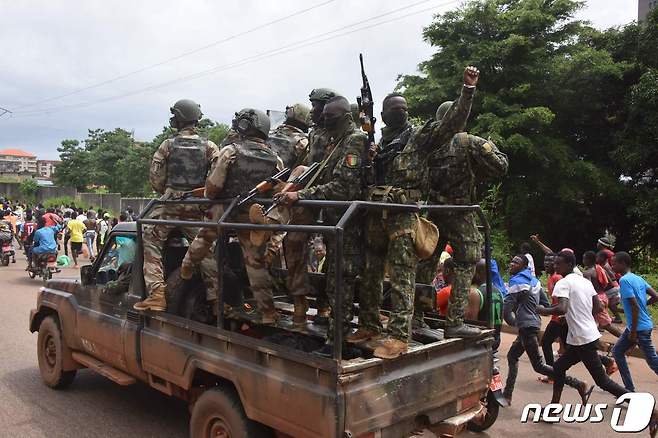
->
[467, 390, 499, 432]
[37, 316, 77, 389]
[190, 386, 272, 438]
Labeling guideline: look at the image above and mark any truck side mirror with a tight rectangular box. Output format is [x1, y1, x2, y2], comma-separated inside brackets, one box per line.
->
[80, 265, 94, 285]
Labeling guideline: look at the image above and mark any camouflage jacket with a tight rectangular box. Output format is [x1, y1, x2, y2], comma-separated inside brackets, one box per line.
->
[374, 122, 414, 185]
[297, 122, 366, 203]
[427, 133, 508, 205]
[305, 125, 332, 165]
[149, 127, 219, 198]
[268, 124, 309, 169]
[390, 85, 475, 199]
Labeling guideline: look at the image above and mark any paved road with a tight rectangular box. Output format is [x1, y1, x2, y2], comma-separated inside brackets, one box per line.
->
[0, 256, 656, 438]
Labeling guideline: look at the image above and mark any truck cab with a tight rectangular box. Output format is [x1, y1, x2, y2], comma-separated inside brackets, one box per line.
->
[30, 200, 497, 438]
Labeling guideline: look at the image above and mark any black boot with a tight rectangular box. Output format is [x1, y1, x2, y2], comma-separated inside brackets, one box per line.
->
[445, 324, 485, 339]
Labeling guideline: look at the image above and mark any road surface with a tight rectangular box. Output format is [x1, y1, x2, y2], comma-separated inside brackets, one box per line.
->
[0, 256, 656, 437]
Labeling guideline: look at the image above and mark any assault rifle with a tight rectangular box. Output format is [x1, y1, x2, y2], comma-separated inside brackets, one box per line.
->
[238, 167, 291, 206]
[357, 53, 376, 147]
[264, 162, 321, 214]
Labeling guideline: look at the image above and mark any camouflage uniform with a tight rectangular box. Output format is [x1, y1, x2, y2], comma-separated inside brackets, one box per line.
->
[373, 122, 414, 185]
[181, 136, 282, 312]
[416, 132, 508, 328]
[143, 127, 219, 301]
[359, 86, 475, 340]
[268, 123, 309, 169]
[297, 121, 366, 341]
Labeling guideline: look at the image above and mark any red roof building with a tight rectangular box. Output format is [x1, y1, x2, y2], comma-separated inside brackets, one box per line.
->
[0, 149, 38, 174]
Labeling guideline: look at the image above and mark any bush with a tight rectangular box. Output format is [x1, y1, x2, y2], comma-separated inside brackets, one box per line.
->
[19, 178, 39, 203]
[43, 196, 89, 211]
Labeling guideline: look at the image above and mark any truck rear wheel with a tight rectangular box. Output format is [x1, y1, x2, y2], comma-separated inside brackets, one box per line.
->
[190, 386, 271, 438]
[37, 316, 76, 389]
[467, 390, 499, 432]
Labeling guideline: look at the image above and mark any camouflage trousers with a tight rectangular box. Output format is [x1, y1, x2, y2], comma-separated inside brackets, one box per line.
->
[182, 213, 274, 312]
[416, 211, 482, 327]
[360, 212, 418, 341]
[324, 226, 362, 345]
[143, 203, 218, 301]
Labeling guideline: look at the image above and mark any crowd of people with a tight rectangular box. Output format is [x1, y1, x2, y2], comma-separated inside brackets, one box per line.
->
[0, 197, 136, 268]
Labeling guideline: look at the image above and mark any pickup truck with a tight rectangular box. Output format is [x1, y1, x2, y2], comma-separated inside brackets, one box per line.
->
[29, 199, 498, 438]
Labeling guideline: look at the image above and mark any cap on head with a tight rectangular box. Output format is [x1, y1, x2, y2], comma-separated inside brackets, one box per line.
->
[435, 101, 453, 122]
[232, 108, 271, 140]
[170, 99, 203, 124]
[309, 88, 339, 103]
[597, 237, 614, 249]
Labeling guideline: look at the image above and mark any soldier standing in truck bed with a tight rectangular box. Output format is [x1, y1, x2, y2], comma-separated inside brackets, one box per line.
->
[416, 99, 508, 338]
[268, 103, 310, 169]
[275, 96, 367, 356]
[180, 108, 284, 324]
[134, 99, 219, 312]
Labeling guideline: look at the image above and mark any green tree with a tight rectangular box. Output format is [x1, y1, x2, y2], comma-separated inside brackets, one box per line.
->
[54, 139, 92, 191]
[396, 0, 654, 255]
[19, 178, 39, 203]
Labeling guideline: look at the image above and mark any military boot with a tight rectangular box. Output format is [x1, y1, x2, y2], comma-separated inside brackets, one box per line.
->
[133, 288, 166, 312]
[313, 307, 331, 325]
[260, 308, 280, 325]
[445, 324, 484, 339]
[373, 337, 408, 359]
[346, 329, 381, 344]
[293, 296, 309, 328]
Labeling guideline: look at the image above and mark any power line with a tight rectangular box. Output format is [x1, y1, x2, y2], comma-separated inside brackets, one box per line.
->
[12, 0, 458, 118]
[11, 0, 337, 111]
[0, 107, 12, 118]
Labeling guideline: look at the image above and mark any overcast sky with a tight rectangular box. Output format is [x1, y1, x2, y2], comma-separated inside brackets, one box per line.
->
[0, 0, 638, 159]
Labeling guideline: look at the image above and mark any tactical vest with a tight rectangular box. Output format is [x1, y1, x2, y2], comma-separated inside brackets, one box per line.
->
[308, 127, 331, 164]
[426, 132, 476, 205]
[389, 120, 433, 201]
[375, 124, 414, 185]
[166, 136, 209, 191]
[222, 140, 279, 198]
[268, 125, 306, 169]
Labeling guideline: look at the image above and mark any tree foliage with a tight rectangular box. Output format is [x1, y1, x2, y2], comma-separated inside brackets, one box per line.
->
[55, 119, 230, 197]
[397, 0, 658, 254]
[19, 178, 39, 202]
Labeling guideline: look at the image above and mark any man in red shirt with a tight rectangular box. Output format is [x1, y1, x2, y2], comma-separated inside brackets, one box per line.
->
[540, 253, 566, 372]
[42, 208, 62, 227]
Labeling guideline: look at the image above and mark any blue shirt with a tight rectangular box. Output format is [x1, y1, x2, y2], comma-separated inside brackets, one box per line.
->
[33, 225, 60, 253]
[491, 259, 508, 296]
[619, 272, 654, 331]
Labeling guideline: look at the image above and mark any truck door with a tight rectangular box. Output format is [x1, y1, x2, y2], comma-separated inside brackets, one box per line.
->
[76, 234, 137, 372]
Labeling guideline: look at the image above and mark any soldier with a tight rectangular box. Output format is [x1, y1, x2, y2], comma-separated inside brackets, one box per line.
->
[274, 96, 367, 355]
[373, 92, 414, 185]
[349, 67, 481, 359]
[268, 103, 310, 169]
[134, 99, 220, 312]
[180, 108, 283, 324]
[416, 99, 509, 338]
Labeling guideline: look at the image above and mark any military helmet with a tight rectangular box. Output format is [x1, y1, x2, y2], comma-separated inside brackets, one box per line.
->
[435, 101, 453, 122]
[232, 108, 270, 140]
[285, 103, 311, 128]
[309, 88, 339, 103]
[170, 99, 203, 123]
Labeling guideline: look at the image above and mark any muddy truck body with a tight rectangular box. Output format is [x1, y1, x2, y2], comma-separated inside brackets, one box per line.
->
[30, 199, 498, 437]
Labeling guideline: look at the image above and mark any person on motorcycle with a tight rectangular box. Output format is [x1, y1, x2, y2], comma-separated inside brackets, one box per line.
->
[0, 211, 16, 264]
[30, 216, 60, 268]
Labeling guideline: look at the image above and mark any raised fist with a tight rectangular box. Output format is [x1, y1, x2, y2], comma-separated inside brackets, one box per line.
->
[464, 66, 480, 87]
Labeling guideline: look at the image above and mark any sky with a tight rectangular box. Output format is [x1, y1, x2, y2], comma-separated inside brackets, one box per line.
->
[0, 0, 638, 159]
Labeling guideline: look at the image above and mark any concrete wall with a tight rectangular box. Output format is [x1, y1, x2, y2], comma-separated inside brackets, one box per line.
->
[120, 197, 155, 216]
[0, 182, 76, 202]
[78, 193, 121, 213]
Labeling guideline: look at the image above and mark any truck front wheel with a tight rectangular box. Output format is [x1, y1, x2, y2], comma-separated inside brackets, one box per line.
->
[37, 316, 76, 389]
[190, 386, 271, 438]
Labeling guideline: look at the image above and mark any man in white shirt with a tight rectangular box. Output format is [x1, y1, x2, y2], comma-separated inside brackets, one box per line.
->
[538, 250, 627, 404]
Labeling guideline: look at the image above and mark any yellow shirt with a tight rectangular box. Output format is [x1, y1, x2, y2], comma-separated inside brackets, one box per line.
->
[67, 219, 86, 243]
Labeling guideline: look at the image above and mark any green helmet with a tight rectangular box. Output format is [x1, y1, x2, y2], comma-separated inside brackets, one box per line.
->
[232, 108, 270, 140]
[170, 99, 203, 124]
[435, 101, 453, 122]
[285, 103, 311, 129]
[309, 88, 339, 103]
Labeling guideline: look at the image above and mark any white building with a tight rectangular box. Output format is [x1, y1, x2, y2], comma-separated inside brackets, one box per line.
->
[37, 160, 60, 179]
[0, 149, 37, 174]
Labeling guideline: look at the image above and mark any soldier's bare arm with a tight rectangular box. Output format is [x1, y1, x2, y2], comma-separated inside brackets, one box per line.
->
[149, 140, 170, 195]
[468, 135, 509, 179]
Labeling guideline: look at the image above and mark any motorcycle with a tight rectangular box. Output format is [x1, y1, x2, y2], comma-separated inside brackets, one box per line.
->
[27, 251, 59, 282]
[1, 240, 15, 266]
